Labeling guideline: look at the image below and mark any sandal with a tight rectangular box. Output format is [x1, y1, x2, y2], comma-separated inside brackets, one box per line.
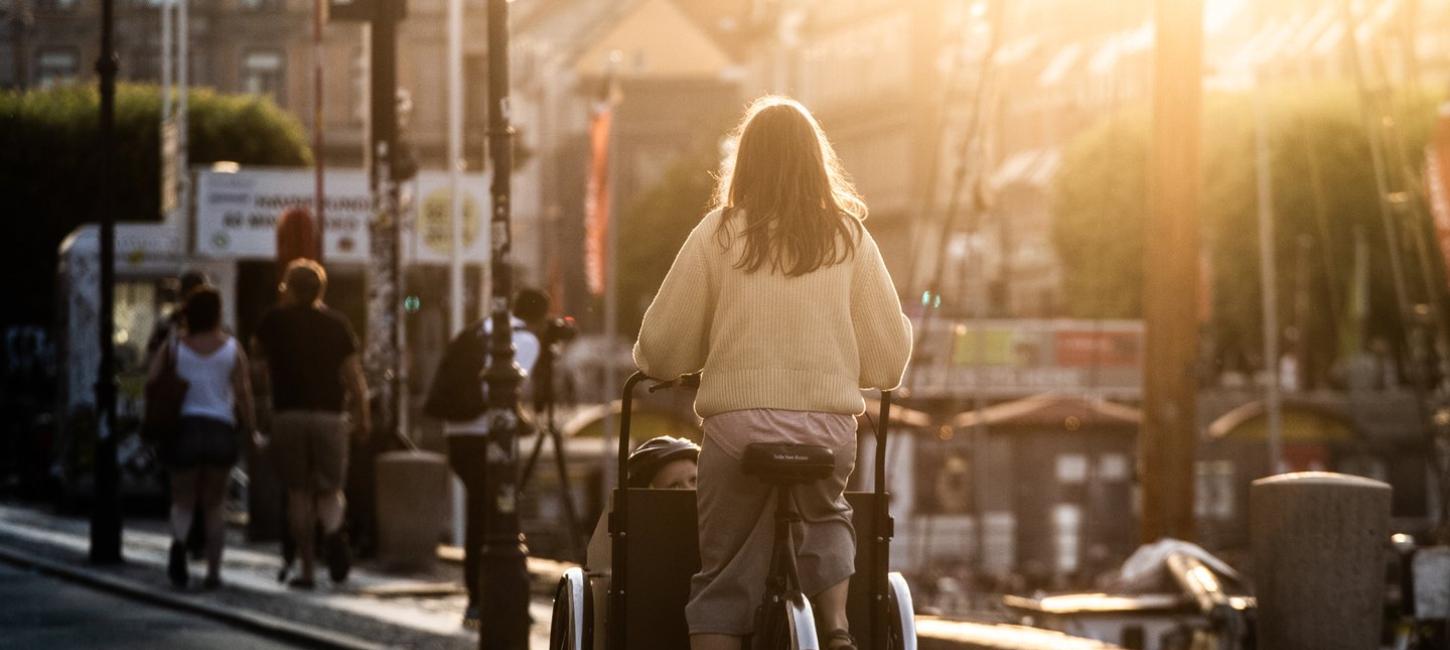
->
[825, 628, 857, 650]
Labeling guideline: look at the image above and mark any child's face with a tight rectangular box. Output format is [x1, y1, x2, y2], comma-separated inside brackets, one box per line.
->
[649, 459, 698, 490]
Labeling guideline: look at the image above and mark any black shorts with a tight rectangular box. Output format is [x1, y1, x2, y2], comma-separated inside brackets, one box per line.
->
[167, 415, 240, 470]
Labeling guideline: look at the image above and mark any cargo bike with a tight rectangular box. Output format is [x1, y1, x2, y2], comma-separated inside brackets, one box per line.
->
[548, 372, 918, 649]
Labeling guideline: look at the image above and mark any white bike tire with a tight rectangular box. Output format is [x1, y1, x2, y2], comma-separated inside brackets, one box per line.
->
[887, 572, 917, 650]
[784, 594, 818, 650]
[548, 567, 589, 650]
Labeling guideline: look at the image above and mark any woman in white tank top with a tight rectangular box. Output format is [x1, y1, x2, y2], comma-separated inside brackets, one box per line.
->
[149, 286, 257, 590]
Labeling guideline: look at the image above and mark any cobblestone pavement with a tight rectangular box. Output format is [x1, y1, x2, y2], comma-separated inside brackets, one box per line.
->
[0, 502, 558, 649]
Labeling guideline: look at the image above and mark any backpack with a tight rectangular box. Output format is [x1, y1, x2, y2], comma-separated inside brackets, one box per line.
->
[423, 319, 529, 422]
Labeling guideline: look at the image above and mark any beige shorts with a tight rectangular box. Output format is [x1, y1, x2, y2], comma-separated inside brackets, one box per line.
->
[272, 410, 349, 493]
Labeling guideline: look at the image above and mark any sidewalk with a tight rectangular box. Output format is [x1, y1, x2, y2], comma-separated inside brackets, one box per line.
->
[0, 502, 558, 649]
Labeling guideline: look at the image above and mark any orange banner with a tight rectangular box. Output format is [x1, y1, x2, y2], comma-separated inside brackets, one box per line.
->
[1428, 103, 1450, 291]
[585, 106, 613, 297]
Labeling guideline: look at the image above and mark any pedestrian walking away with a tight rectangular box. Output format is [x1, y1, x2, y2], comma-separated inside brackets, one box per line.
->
[145, 269, 213, 561]
[252, 259, 371, 590]
[425, 287, 549, 628]
[633, 95, 913, 650]
[147, 286, 259, 590]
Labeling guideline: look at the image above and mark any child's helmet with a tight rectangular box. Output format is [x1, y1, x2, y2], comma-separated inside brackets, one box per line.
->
[626, 436, 701, 488]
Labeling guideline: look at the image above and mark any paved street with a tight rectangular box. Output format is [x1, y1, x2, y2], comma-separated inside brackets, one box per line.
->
[0, 502, 556, 649]
[0, 562, 305, 649]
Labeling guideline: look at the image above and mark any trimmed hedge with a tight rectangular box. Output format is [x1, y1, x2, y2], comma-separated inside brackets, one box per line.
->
[0, 83, 311, 326]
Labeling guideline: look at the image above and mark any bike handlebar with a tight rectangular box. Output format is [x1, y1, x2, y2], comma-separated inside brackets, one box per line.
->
[647, 373, 701, 393]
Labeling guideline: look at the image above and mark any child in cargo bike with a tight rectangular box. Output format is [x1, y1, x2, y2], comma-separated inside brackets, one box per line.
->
[633, 96, 912, 650]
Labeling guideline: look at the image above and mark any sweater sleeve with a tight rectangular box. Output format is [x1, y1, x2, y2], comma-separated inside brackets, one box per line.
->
[633, 218, 715, 380]
[852, 230, 913, 390]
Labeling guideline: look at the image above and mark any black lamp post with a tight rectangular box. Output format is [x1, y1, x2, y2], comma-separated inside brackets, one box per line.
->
[477, 0, 531, 646]
[89, 0, 123, 565]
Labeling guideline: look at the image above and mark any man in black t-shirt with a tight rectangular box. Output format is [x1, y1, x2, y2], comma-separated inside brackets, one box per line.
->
[252, 259, 371, 589]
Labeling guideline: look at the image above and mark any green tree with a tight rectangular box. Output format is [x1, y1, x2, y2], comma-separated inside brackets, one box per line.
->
[1052, 83, 1443, 384]
[0, 83, 311, 326]
[615, 151, 721, 337]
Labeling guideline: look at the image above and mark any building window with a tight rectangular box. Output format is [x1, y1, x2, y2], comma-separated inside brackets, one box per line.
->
[36, 48, 79, 88]
[241, 50, 284, 102]
[351, 47, 370, 125]
[1098, 453, 1130, 481]
[1056, 453, 1088, 485]
[1194, 460, 1236, 521]
[1053, 503, 1081, 574]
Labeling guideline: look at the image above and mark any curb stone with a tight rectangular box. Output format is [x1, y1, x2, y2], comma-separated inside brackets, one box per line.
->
[0, 545, 386, 650]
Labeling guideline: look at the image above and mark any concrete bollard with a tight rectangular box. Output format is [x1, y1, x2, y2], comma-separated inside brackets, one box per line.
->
[1251, 471, 1391, 650]
[375, 450, 450, 570]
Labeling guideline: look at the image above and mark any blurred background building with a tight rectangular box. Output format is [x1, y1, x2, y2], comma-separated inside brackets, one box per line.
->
[6, 0, 1450, 603]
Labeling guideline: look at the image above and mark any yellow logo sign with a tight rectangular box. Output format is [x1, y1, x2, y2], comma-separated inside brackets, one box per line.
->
[420, 188, 480, 254]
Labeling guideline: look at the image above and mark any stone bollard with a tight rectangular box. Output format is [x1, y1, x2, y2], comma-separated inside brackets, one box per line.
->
[1251, 471, 1391, 650]
[375, 450, 450, 570]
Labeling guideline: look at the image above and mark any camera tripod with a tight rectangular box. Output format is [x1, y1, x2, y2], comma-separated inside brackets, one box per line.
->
[519, 336, 587, 562]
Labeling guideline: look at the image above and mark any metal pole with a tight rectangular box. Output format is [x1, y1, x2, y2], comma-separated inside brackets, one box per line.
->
[160, 0, 172, 225]
[89, 0, 122, 566]
[365, 0, 402, 448]
[9, 0, 31, 91]
[446, 0, 466, 548]
[480, 0, 531, 646]
[177, 0, 188, 233]
[160, 0, 171, 127]
[447, 0, 464, 341]
[1254, 80, 1284, 473]
[602, 116, 619, 493]
[313, 0, 326, 262]
[1141, 0, 1203, 543]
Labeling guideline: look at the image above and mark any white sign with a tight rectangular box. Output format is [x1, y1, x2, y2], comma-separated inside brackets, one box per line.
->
[194, 167, 491, 265]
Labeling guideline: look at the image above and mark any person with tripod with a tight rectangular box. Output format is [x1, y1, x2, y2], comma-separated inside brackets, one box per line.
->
[633, 96, 912, 650]
[425, 288, 549, 628]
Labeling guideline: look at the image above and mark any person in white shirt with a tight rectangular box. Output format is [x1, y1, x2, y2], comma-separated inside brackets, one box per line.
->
[438, 288, 548, 627]
[150, 286, 258, 590]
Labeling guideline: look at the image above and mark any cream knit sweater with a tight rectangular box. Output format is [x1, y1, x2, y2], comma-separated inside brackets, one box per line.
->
[633, 209, 913, 418]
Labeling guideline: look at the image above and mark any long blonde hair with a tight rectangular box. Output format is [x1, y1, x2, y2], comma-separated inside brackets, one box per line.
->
[712, 96, 867, 276]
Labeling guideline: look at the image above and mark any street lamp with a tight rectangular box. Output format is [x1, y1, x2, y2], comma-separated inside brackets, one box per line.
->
[90, 0, 123, 565]
[478, 0, 531, 647]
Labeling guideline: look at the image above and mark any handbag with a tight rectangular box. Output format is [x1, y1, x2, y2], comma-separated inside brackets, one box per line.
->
[142, 337, 190, 446]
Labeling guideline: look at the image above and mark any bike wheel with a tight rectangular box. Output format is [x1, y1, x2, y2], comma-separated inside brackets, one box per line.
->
[548, 567, 591, 650]
[886, 572, 917, 650]
[752, 594, 818, 650]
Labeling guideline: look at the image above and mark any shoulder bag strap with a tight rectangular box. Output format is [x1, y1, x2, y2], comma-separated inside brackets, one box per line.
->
[167, 334, 181, 374]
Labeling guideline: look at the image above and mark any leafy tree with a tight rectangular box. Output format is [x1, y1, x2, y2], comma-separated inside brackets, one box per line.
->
[1052, 83, 1443, 385]
[615, 150, 721, 337]
[0, 83, 311, 327]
